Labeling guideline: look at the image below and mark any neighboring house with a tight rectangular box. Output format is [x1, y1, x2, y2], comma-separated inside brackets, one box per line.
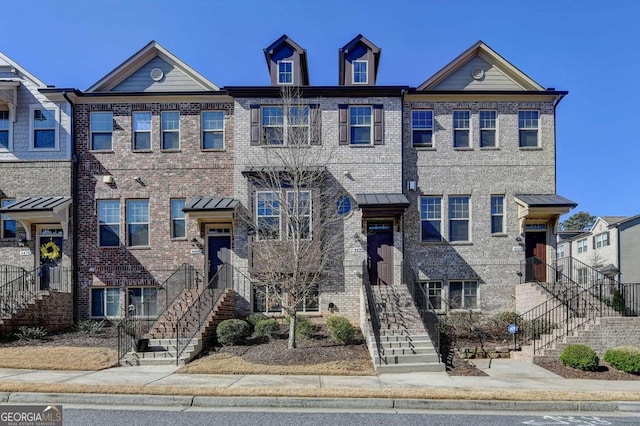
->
[43, 41, 235, 320]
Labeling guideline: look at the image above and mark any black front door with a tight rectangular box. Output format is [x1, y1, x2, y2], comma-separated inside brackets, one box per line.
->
[367, 222, 394, 285]
[208, 235, 231, 287]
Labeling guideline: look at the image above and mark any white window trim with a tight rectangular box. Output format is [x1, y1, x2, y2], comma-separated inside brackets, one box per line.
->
[352, 60, 368, 84]
[594, 232, 609, 249]
[453, 110, 470, 148]
[277, 60, 294, 85]
[161, 111, 180, 151]
[90, 287, 121, 319]
[479, 110, 498, 148]
[126, 199, 150, 248]
[0, 109, 13, 152]
[286, 190, 312, 240]
[518, 110, 540, 148]
[420, 195, 443, 243]
[126, 286, 158, 318]
[132, 111, 152, 151]
[97, 199, 121, 248]
[256, 190, 281, 241]
[1, 198, 16, 240]
[349, 105, 373, 145]
[577, 238, 588, 254]
[448, 195, 471, 243]
[90, 111, 113, 151]
[448, 280, 479, 310]
[421, 280, 444, 311]
[261, 106, 310, 145]
[411, 110, 434, 148]
[29, 104, 60, 151]
[490, 195, 505, 235]
[201, 110, 225, 150]
[171, 198, 186, 239]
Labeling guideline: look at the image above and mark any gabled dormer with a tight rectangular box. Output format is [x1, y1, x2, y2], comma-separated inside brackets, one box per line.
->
[263, 35, 309, 86]
[86, 40, 219, 92]
[339, 34, 381, 86]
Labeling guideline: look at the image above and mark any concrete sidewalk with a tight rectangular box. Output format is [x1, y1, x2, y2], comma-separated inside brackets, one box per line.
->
[0, 359, 639, 412]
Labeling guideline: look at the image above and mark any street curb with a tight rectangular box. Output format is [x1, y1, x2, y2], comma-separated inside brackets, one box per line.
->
[7, 392, 193, 407]
[192, 396, 394, 409]
[0, 393, 9, 403]
[618, 402, 640, 412]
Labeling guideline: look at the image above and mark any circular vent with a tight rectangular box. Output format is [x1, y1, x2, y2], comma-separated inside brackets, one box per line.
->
[471, 67, 484, 80]
[150, 68, 164, 81]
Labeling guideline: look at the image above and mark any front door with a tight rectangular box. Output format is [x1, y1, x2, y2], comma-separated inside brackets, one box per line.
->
[367, 222, 394, 285]
[207, 231, 231, 288]
[36, 227, 63, 290]
[525, 231, 547, 282]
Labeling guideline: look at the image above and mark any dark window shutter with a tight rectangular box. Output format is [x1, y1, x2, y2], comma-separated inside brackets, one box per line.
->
[593, 236, 596, 249]
[606, 231, 610, 246]
[250, 104, 260, 146]
[373, 104, 384, 145]
[310, 104, 321, 145]
[338, 104, 348, 145]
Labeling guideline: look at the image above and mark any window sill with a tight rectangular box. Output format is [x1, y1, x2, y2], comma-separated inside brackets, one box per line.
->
[29, 147, 60, 152]
[201, 148, 226, 152]
[348, 144, 375, 148]
[453, 147, 473, 151]
[170, 238, 187, 242]
[0, 238, 17, 242]
[132, 150, 153, 153]
[413, 146, 435, 150]
[519, 146, 543, 151]
[98, 245, 120, 249]
[160, 149, 182, 153]
[491, 233, 508, 237]
[90, 150, 114, 154]
[127, 246, 151, 250]
[449, 241, 473, 246]
[480, 147, 500, 151]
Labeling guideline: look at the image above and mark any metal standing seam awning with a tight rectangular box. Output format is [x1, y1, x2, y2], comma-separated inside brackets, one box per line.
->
[355, 193, 410, 218]
[0, 196, 72, 240]
[182, 197, 240, 223]
[515, 194, 578, 234]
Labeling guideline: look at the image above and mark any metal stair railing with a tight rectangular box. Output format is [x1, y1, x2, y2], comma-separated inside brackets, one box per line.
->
[362, 260, 383, 366]
[0, 265, 71, 318]
[0, 265, 27, 287]
[117, 263, 202, 362]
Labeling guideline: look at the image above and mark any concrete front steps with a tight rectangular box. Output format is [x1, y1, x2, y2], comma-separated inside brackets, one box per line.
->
[120, 337, 201, 366]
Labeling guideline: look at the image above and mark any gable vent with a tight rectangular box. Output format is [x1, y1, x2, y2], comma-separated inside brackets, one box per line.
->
[150, 68, 164, 81]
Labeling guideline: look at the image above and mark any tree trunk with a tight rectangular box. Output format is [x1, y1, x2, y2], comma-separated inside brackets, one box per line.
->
[288, 314, 297, 349]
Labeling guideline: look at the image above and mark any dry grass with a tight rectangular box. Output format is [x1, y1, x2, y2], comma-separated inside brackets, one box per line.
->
[0, 346, 117, 371]
[178, 352, 376, 376]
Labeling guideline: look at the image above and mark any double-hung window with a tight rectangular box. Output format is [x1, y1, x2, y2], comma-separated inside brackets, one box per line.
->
[479, 110, 497, 147]
[491, 195, 505, 234]
[594, 232, 609, 248]
[161, 111, 180, 150]
[577, 238, 588, 254]
[449, 196, 470, 242]
[257, 191, 280, 240]
[287, 191, 311, 240]
[1, 199, 16, 239]
[261, 107, 309, 145]
[132, 112, 151, 151]
[412, 110, 433, 147]
[421, 281, 443, 310]
[91, 287, 120, 318]
[353, 60, 368, 84]
[262, 107, 285, 145]
[171, 199, 186, 239]
[519, 110, 539, 147]
[349, 106, 372, 144]
[453, 111, 470, 148]
[90, 111, 113, 150]
[449, 281, 478, 309]
[32, 107, 57, 149]
[420, 196, 442, 242]
[277, 61, 293, 84]
[97, 200, 120, 247]
[287, 106, 310, 144]
[0, 110, 9, 150]
[127, 287, 158, 316]
[126, 200, 149, 247]
[202, 111, 224, 149]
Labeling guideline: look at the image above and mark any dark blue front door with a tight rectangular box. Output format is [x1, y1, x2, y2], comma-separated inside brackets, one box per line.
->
[208, 235, 231, 285]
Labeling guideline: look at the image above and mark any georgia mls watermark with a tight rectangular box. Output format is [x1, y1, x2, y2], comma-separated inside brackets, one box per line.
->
[0, 405, 62, 426]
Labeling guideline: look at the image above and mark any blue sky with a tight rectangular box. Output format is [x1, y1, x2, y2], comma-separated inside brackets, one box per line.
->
[2, 0, 638, 218]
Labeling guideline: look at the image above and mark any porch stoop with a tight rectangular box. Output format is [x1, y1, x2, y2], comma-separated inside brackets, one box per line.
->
[368, 284, 445, 373]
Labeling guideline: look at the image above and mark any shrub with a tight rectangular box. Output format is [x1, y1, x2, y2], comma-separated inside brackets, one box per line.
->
[285, 316, 315, 339]
[14, 326, 48, 340]
[76, 320, 106, 336]
[245, 313, 267, 328]
[560, 344, 599, 371]
[326, 316, 356, 345]
[254, 318, 280, 340]
[216, 319, 251, 346]
[603, 346, 640, 374]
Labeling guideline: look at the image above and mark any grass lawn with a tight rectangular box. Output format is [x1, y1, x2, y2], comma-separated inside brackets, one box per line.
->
[0, 346, 117, 371]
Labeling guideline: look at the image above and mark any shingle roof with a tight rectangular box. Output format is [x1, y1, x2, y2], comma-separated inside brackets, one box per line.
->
[182, 197, 239, 212]
[600, 216, 628, 226]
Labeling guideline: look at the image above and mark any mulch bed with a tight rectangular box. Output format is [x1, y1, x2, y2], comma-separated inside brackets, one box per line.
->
[535, 359, 640, 380]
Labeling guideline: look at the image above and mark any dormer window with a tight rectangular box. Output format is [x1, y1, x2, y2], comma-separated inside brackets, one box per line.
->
[278, 61, 293, 85]
[0, 111, 9, 150]
[353, 60, 368, 84]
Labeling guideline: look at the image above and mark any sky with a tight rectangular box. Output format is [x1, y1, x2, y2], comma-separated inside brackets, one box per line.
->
[2, 0, 639, 219]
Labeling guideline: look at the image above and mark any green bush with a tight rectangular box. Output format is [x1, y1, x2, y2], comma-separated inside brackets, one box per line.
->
[560, 344, 599, 371]
[245, 313, 267, 328]
[285, 316, 315, 339]
[14, 326, 48, 340]
[326, 316, 356, 345]
[75, 320, 106, 336]
[216, 319, 251, 346]
[603, 346, 640, 374]
[254, 318, 280, 339]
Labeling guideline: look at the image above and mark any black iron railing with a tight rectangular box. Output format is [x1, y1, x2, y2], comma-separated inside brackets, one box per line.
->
[0, 265, 27, 287]
[362, 260, 383, 365]
[0, 265, 71, 317]
[117, 264, 202, 362]
[403, 264, 441, 362]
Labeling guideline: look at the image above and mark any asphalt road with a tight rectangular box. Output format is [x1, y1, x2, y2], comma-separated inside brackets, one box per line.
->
[62, 408, 640, 426]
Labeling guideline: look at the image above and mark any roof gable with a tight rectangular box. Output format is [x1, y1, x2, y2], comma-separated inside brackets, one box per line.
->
[417, 41, 544, 91]
[263, 34, 309, 86]
[0, 51, 46, 87]
[87, 41, 219, 92]
[339, 34, 381, 86]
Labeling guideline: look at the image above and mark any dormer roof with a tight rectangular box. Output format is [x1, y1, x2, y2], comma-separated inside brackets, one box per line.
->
[86, 40, 219, 93]
[417, 40, 545, 91]
[339, 34, 381, 86]
[263, 34, 309, 86]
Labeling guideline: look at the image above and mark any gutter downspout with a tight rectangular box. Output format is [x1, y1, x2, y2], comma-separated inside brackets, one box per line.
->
[552, 93, 566, 194]
[400, 89, 407, 279]
[62, 91, 77, 323]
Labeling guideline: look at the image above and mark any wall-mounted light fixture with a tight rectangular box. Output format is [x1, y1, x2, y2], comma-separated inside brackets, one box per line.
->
[407, 180, 417, 191]
[328, 302, 336, 313]
[17, 238, 26, 247]
[102, 175, 114, 184]
[133, 176, 145, 186]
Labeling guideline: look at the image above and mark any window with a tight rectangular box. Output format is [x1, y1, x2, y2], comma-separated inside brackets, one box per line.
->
[170, 199, 186, 239]
[127, 287, 158, 316]
[453, 111, 470, 148]
[336, 195, 352, 216]
[1, 199, 16, 239]
[126, 200, 149, 247]
[449, 196, 470, 242]
[161, 111, 180, 150]
[97, 200, 120, 247]
[262, 107, 284, 145]
[32, 107, 57, 149]
[0, 110, 9, 150]
[350, 106, 372, 144]
[594, 232, 609, 249]
[132, 112, 151, 151]
[449, 281, 478, 309]
[261, 107, 309, 145]
[91, 287, 120, 318]
[287, 191, 311, 239]
[420, 196, 442, 242]
[557, 245, 566, 259]
[412, 110, 433, 147]
[480, 110, 496, 147]
[491, 195, 504, 234]
[576, 268, 588, 285]
[353, 60, 368, 84]
[277, 61, 293, 84]
[90, 111, 113, 150]
[202, 111, 224, 149]
[253, 283, 318, 313]
[287, 106, 310, 144]
[519, 111, 539, 147]
[257, 192, 280, 240]
[421, 281, 443, 310]
[577, 238, 588, 254]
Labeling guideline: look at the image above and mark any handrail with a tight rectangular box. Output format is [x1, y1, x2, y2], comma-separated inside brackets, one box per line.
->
[0, 266, 71, 317]
[362, 260, 383, 366]
[403, 263, 441, 362]
[0, 265, 27, 287]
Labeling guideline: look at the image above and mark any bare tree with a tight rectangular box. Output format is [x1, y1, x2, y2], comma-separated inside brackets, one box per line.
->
[242, 86, 342, 349]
